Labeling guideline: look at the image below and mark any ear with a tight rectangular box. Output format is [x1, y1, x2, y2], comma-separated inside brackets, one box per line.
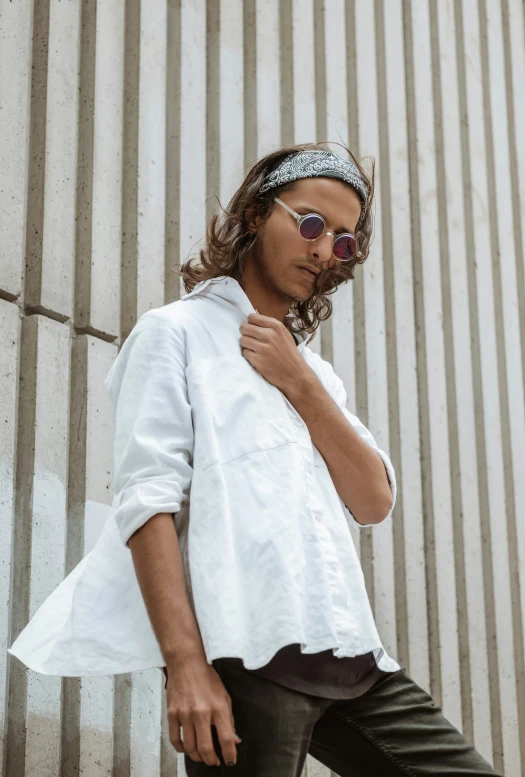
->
[245, 201, 263, 233]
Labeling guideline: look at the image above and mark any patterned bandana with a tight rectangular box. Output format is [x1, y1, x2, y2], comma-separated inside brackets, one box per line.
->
[258, 149, 367, 210]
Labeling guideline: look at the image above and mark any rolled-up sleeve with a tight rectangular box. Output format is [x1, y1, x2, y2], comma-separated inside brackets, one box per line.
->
[319, 356, 397, 529]
[104, 312, 194, 547]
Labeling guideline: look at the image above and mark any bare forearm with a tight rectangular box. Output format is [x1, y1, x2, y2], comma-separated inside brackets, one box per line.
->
[128, 513, 206, 665]
[282, 369, 392, 525]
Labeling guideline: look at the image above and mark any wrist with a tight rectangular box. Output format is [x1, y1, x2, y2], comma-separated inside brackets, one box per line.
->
[165, 646, 208, 669]
[280, 365, 318, 402]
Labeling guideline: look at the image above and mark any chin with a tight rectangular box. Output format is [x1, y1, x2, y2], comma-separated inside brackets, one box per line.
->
[289, 288, 314, 304]
[273, 274, 314, 304]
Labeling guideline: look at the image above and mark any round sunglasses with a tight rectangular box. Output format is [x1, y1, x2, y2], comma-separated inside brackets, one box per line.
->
[274, 197, 357, 262]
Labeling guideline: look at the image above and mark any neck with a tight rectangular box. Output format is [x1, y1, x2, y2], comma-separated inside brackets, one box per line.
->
[238, 258, 291, 324]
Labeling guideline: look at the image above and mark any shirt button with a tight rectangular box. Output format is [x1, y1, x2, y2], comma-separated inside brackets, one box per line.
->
[315, 514, 322, 523]
[307, 463, 313, 475]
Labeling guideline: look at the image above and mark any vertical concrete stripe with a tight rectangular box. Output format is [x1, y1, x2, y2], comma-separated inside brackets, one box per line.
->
[25, 317, 70, 777]
[74, 0, 97, 333]
[452, 0, 494, 758]
[312, 1, 332, 369]
[280, 0, 294, 146]
[499, 1, 525, 764]
[292, 0, 316, 147]
[120, 0, 141, 342]
[0, 301, 20, 776]
[321, 0, 349, 372]
[383, 0, 429, 689]
[88, 0, 126, 338]
[243, 0, 257, 171]
[428, 0, 463, 733]
[137, 0, 168, 316]
[0, 2, 33, 299]
[113, 672, 132, 777]
[5, 319, 38, 777]
[166, 0, 182, 304]
[218, 0, 245, 206]
[356, 0, 398, 666]
[179, 1, 207, 280]
[36, 0, 81, 319]
[206, 1, 220, 226]
[344, 0, 358, 154]
[313, 0, 326, 144]
[460, 0, 508, 765]
[254, 1, 280, 155]
[80, 337, 117, 777]
[24, 0, 51, 313]
[113, 0, 142, 767]
[59, 336, 89, 777]
[374, 0, 408, 672]
[402, 0, 442, 708]
[348, 2, 373, 574]
[478, 0, 521, 771]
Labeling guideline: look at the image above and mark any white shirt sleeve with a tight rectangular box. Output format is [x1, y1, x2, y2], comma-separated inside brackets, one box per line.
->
[318, 356, 397, 529]
[104, 312, 194, 547]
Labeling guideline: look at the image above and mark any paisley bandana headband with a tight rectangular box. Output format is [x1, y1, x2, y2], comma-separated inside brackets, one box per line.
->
[258, 150, 368, 212]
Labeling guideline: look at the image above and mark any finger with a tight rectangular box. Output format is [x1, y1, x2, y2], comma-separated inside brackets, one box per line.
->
[194, 720, 221, 767]
[243, 321, 270, 335]
[214, 712, 239, 767]
[239, 335, 260, 352]
[167, 715, 187, 755]
[182, 722, 206, 764]
[227, 703, 242, 742]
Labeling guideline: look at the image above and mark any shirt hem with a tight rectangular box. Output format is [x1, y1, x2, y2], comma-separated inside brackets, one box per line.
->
[207, 638, 400, 672]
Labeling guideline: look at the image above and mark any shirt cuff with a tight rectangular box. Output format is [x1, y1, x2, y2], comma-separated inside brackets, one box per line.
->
[113, 480, 183, 547]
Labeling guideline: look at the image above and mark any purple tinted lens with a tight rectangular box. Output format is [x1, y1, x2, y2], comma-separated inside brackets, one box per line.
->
[333, 234, 356, 261]
[299, 215, 325, 240]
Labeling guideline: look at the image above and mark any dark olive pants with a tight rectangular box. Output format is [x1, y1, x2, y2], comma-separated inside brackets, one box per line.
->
[183, 660, 503, 777]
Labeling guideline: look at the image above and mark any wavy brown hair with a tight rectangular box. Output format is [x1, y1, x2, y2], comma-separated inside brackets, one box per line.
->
[179, 141, 375, 342]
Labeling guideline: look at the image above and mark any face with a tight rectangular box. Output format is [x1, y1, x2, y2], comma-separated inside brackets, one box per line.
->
[243, 176, 362, 309]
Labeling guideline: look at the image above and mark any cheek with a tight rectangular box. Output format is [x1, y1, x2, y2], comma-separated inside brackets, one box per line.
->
[262, 230, 299, 266]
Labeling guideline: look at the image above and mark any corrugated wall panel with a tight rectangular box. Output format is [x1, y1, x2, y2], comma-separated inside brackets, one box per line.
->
[412, 0, 463, 730]
[82, 0, 125, 338]
[442, 0, 494, 757]
[28, 0, 81, 319]
[355, 0, 399, 683]
[77, 336, 118, 777]
[0, 2, 32, 299]
[382, 0, 430, 694]
[2, 2, 524, 776]
[479, 0, 522, 772]
[0, 302, 20, 774]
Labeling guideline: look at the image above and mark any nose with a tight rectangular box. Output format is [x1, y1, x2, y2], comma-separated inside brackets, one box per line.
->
[310, 232, 335, 265]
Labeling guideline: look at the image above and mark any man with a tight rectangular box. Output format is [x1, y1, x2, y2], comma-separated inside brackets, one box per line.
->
[9, 144, 502, 776]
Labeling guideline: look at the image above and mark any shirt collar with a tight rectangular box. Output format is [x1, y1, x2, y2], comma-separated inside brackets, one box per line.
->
[181, 276, 310, 351]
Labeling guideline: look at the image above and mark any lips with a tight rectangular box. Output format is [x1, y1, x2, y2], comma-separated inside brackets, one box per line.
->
[298, 266, 318, 279]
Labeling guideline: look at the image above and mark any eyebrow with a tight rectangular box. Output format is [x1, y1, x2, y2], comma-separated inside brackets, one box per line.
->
[295, 204, 354, 234]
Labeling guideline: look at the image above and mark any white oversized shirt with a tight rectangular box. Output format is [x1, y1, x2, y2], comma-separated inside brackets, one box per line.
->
[8, 276, 401, 676]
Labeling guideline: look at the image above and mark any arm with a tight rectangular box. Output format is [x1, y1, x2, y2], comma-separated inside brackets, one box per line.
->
[107, 312, 194, 548]
[106, 313, 241, 767]
[128, 512, 207, 663]
[107, 312, 202, 655]
[128, 517, 241, 768]
[282, 367, 394, 526]
[238, 313, 397, 528]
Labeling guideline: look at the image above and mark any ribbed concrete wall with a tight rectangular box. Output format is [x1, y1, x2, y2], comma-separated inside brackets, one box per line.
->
[1, 1, 524, 775]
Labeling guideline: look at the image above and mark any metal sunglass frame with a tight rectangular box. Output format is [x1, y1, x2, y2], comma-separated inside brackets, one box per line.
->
[274, 197, 357, 262]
